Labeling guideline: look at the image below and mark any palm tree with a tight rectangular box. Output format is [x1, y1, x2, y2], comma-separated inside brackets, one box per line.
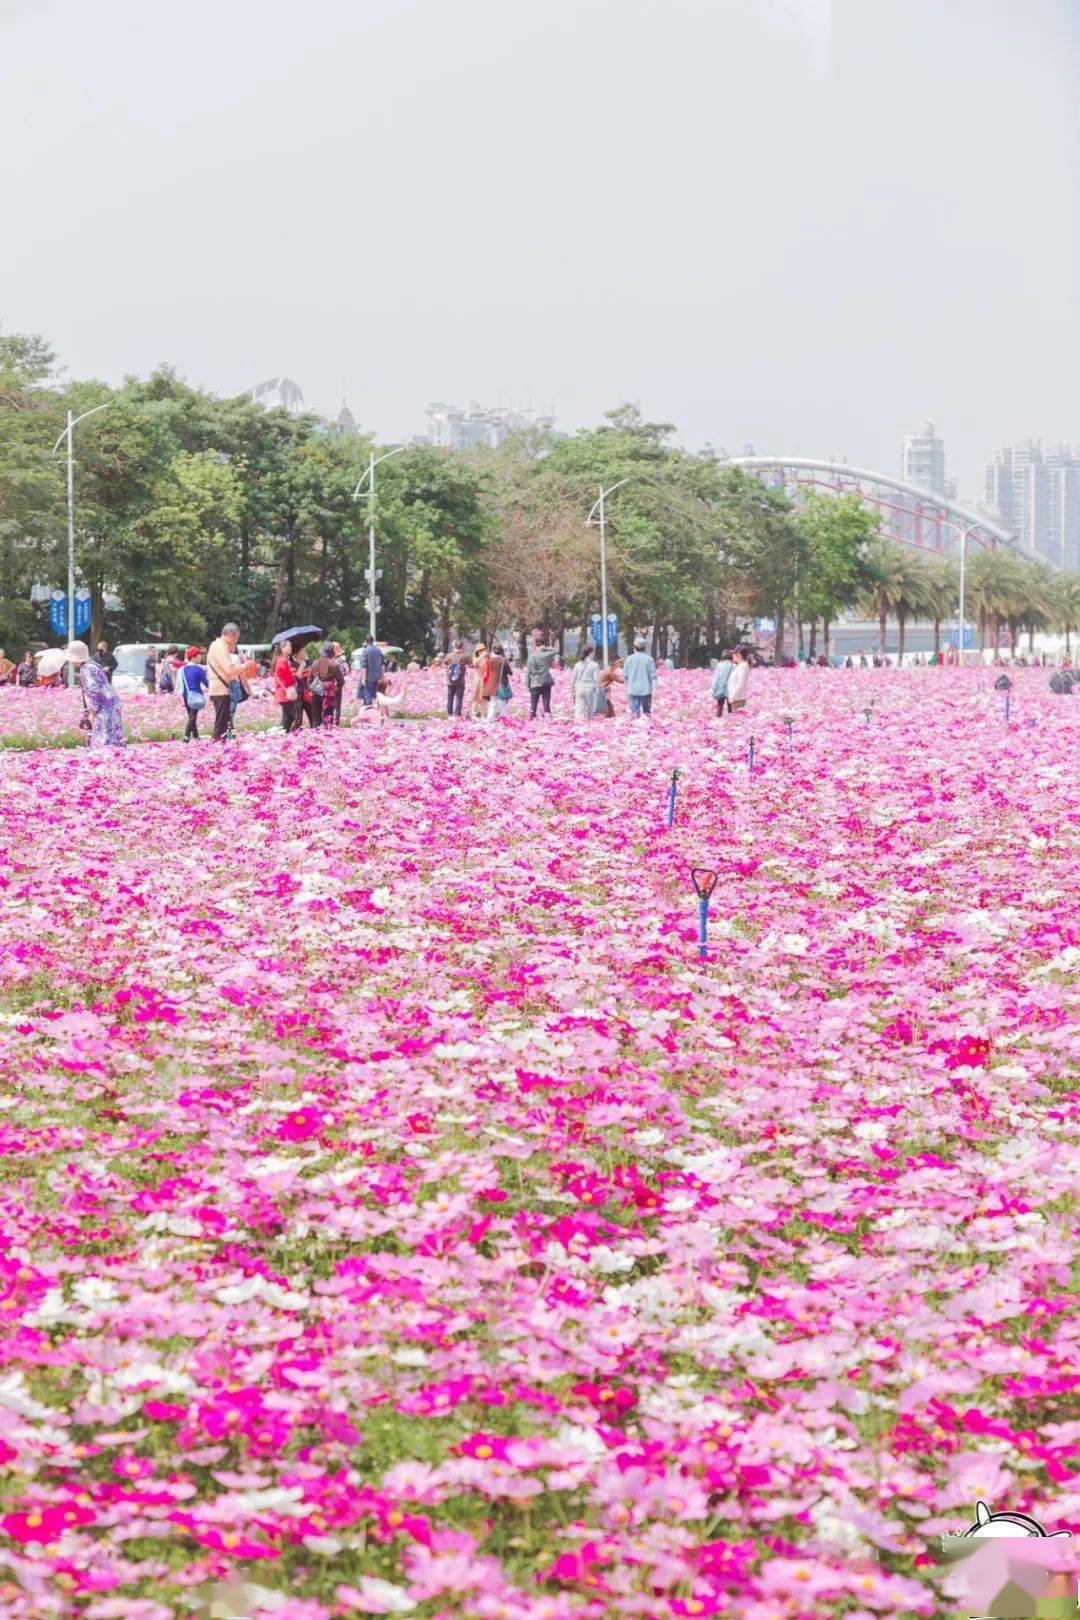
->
[1055, 572, 1080, 658]
[856, 541, 933, 660]
[921, 557, 958, 659]
[964, 549, 1028, 657]
[1013, 562, 1057, 655]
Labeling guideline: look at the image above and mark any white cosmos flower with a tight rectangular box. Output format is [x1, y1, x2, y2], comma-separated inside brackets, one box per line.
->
[73, 1277, 118, 1305]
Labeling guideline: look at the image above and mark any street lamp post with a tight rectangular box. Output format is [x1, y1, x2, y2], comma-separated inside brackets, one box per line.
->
[51, 401, 112, 680]
[352, 446, 408, 642]
[586, 479, 631, 662]
[956, 522, 974, 666]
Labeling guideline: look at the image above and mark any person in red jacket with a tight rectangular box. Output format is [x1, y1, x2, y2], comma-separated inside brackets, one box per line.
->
[273, 639, 298, 732]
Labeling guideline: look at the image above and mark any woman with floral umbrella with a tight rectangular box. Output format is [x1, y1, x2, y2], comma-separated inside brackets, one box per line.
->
[65, 641, 125, 748]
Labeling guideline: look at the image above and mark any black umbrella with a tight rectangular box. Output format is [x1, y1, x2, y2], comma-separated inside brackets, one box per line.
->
[271, 625, 322, 649]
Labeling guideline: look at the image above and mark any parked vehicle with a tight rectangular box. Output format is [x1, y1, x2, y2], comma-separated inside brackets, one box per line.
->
[349, 642, 404, 674]
[111, 643, 177, 693]
[238, 643, 272, 667]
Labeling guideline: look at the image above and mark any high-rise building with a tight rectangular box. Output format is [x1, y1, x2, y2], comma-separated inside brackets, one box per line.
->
[983, 440, 1080, 568]
[1043, 446, 1080, 569]
[425, 401, 560, 451]
[250, 377, 305, 415]
[901, 419, 946, 494]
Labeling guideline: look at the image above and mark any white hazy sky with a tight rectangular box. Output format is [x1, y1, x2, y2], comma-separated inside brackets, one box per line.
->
[4, 0, 1079, 497]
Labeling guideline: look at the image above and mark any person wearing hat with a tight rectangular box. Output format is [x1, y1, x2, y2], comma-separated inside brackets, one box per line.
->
[177, 646, 208, 742]
[621, 635, 657, 719]
[65, 641, 125, 748]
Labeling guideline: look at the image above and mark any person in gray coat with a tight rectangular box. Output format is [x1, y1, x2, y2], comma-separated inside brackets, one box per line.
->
[526, 631, 557, 719]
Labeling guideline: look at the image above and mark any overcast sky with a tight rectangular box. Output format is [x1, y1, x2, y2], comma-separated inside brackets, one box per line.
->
[4, 0, 1079, 498]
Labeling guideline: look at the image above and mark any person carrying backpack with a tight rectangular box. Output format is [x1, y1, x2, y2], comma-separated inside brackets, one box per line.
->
[446, 640, 467, 717]
[178, 646, 208, 741]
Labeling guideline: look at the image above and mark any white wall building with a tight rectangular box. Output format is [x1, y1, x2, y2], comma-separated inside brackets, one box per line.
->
[250, 377, 305, 416]
[425, 401, 560, 451]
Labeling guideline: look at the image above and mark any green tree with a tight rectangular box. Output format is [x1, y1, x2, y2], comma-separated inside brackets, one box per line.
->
[0, 334, 63, 651]
[1054, 572, 1080, 659]
[370, 447, 490, 652]
[138, 451, 246, 640]
[710, 466, 802, 663]
[55, 385, 181, 642]
[794, 492, 876, 658]
[857, 540, 933, 660]
[920, 556, 958, 659]
[541, 404, 703, 659]
[964, 548, 1030, 658]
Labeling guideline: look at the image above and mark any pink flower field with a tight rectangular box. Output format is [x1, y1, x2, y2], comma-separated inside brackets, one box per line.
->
[0, 687, 283, 749]
[0, 668, 1075, 1618]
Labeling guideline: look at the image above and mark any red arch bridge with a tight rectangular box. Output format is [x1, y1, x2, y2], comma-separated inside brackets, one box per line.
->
[727, 457, 1036, 562]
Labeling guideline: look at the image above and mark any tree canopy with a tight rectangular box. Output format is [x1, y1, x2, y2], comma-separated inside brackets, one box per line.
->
[1, 332, 1073, 661]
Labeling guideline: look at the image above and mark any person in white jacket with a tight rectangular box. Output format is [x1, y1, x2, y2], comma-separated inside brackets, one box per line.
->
[572, 647, 600, 719]
[354, 675, 409, 723]
[727, 647, 750, 710]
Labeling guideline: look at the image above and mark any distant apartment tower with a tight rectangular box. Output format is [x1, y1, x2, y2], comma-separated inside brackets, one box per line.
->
[425, 401, 558, 451]
[901, 419, 946, 494]
[984, 440, 1080, 568]
[250, 377, 305, 416]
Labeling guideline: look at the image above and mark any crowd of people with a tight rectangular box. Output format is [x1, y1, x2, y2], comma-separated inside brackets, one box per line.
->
[13, 620, 1080, 753]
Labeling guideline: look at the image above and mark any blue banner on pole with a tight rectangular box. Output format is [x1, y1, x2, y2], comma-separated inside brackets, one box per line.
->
[589, 613, 618, 648]
[74, 589, 92, 636]
[48, 592, 67, 635]
[948, 627, 974, 648]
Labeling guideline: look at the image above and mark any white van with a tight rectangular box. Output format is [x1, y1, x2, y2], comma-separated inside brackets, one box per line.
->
[350, 642, 404, 674]
[112, 643, 177, 694]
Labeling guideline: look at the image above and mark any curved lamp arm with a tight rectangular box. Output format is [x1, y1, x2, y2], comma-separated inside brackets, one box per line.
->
[352, 444, 409, 500]
[51, 400, 113, 456]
